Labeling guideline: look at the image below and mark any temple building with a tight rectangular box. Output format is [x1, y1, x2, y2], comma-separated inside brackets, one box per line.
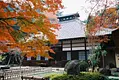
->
[49, 13, 89, 61]
[24, 13, 119, 68]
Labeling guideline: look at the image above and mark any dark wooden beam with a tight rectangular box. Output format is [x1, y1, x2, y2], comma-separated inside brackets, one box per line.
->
[70, 40, 72, 60]
[84, 37, 87, 60]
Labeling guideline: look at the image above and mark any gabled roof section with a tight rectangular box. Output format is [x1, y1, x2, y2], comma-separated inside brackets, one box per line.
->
[56, 13, 85, 40]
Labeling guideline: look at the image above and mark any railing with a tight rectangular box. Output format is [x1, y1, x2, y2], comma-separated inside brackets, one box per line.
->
[0, 67, 52, 80]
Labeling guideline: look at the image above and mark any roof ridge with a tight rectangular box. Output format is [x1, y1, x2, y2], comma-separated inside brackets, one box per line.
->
[58, 13, 80, 22]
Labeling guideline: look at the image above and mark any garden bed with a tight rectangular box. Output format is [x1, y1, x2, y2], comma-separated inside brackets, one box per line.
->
[47, 72, 107, 80]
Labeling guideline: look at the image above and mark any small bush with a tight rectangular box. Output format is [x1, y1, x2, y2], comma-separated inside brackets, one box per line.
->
[64, 60, 80, 75]
[99, 68, 111, 76]
[79, 61, 89, 71]
[108, 63, 116, 68]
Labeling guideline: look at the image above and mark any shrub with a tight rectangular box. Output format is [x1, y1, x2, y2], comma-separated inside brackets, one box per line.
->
[46, 73, 65, 80]
[64, 60, 80, 75]
[80, 72, 106, 80]
[64, 60, 90, 75]
[99, 68, 111, 76]
[79, 60, 89, 71]
[108, 63, 116, 68]
[48, 72, 107, 80]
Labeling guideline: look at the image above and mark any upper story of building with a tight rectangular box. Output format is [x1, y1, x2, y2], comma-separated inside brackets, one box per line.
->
[56, 13, 116, 40]
[56, 13, 86, 40]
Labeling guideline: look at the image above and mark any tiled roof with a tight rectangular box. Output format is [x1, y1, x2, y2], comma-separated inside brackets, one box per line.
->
[56, 19, 85, 39]
[95, 28, 116, 36]
[56, 13, 116, 40]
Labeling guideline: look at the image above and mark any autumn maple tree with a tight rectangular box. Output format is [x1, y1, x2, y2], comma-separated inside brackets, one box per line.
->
[0, 0, 63, 58]
[84, 0, 119, 68]
[85, 0, 119, 43]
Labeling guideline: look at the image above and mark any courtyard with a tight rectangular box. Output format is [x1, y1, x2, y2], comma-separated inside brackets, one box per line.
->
[0, 65, 119, 80]
[0, 66, 64, 80]
[0, 0, 119, 80]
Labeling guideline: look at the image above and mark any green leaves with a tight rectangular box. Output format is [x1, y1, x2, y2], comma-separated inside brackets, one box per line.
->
[88, 44, 107, 66]
[11, 31, 26, 42]
[35, 16, 44, 27]
[101, 50, 107, 56]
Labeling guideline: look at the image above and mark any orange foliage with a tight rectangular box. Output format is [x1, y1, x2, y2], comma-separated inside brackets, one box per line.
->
[0, 0, 63, 58]
[86, 7, 118, 43]
[87, 7, 118, 35]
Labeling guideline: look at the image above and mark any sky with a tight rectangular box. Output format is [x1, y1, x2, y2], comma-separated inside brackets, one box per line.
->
[61, 0, 118, 21]
[61, 0, 90, 21]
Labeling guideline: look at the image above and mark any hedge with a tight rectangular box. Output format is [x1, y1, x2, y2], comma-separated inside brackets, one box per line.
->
[47, 72, 108, 80]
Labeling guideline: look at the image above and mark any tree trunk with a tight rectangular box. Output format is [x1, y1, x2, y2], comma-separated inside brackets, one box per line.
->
[102, 55, 105, 68]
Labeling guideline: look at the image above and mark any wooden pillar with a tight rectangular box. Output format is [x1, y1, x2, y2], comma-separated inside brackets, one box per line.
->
[60, 41, 63, 61]
[61, 41, 63, 52]
[84, 37, 87, 60]
[70, 40, 72, 60]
